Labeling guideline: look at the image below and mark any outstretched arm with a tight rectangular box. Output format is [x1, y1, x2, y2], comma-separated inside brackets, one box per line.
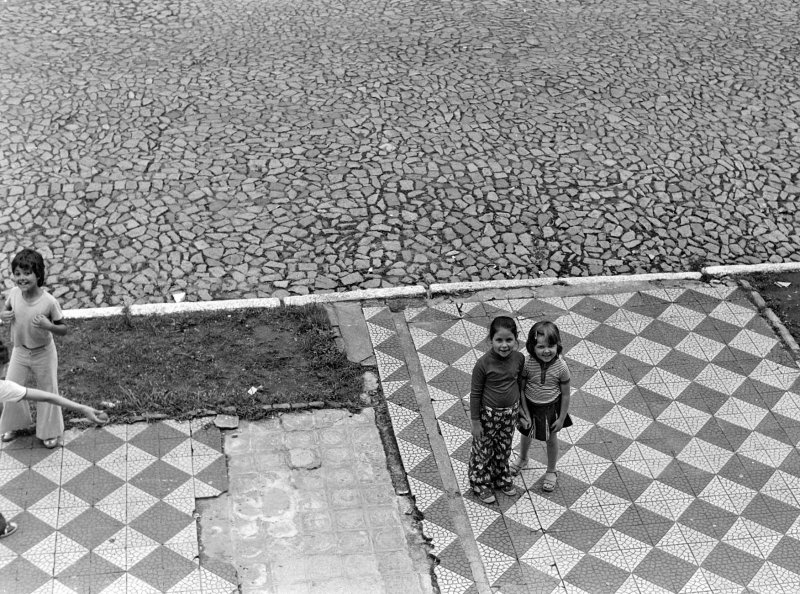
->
[23, 388, 108, 424]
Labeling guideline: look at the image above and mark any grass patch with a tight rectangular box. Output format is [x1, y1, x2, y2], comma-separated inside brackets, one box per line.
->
[56, 304, 367, 423]
[742, 271, 800, 339]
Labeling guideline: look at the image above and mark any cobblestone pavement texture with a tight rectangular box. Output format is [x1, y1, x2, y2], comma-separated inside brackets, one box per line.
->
[217, 409, 433, 594]
[0, 418, 237, 593]
[2, 0, 799, 308]
[367, 280, 800, 593]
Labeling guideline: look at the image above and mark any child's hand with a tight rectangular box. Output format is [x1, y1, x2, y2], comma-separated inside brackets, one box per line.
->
[85, 408, 109, 425]
[31, 314, 52, 330]
[519, 415, 531, 431]
[0, 310, 13, 324]
[550, 417, 565, 433]
[471, 420, 483, 441]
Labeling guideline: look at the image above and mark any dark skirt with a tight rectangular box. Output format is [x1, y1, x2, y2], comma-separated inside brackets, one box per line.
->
[518, 397, 572, 441]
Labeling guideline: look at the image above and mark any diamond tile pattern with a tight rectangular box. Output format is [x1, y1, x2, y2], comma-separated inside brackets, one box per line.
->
[366, 281, 800, 593]
[0, 419, 236, 593]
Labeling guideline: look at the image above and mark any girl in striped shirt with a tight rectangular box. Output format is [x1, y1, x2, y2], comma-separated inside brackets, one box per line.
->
[511, 320, 572, 492]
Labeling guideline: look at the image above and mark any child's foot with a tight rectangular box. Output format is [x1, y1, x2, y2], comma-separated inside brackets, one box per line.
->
[2, 425, 36, 443]
[42, 437, 60, 449]
[509, 453, 527, 476]
[496, 481, 520, 497]
[542, 471, 558, 493]
[0, 522, 17, 539]
[474, 486, 496, 504]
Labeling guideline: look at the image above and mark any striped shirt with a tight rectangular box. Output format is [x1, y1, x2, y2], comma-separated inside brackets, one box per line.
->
[523, 355, 570, 405]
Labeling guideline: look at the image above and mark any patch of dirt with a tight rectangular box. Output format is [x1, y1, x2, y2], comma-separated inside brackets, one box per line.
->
[744, 272, 800, 340]
[56, 305, 367, 422]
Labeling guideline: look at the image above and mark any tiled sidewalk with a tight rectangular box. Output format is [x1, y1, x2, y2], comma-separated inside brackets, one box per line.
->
[366, 280, 800, 593]
[0, 419, 237, 593]
[222, 409, 433, 594]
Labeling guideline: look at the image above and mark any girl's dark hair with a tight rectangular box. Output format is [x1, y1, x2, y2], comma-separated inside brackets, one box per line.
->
[0, 340, 8, 366]
[488, 316, 518, 340]
[526, 320, 563, 358]
[11, 249, 45, 287]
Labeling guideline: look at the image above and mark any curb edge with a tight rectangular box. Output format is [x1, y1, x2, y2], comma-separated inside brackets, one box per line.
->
[58, 260, 799, 320]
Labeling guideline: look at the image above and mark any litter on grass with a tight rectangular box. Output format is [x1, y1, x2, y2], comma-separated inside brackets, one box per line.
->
[775, 282, 791, 288]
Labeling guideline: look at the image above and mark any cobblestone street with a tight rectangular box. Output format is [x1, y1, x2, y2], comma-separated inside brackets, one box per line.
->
[1, 0, 799, 307]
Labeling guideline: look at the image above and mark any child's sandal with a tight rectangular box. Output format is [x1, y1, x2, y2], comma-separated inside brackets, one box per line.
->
[474, 486, 496, 504]
[42, 438, 59, 449]
[497, 481, 519, 497]
[542, 471, 558, 493]
[0, 522, 18, 539]
[509, 454, 527, 476]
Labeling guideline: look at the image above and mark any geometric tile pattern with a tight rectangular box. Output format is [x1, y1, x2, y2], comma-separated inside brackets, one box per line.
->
[366, 281, 800, 593]
[0, 418, 237, 593]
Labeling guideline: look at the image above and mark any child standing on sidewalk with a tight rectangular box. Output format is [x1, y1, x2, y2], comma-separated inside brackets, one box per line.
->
[0, 338, 108, 538]
[510, 320, 573, 492]
[468, 316, 526, 504]
[0, 249, 68, 448]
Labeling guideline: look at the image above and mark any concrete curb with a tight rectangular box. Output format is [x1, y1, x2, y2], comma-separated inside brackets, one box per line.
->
[702, 261, 800, 276]
[57, 260, 798, 320]
[429, 271, 702, 296]
[284, 285, 426, 306]
[63, 297, 282, 320]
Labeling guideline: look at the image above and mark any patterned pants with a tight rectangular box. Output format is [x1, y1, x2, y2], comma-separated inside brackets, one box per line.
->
[468, 403, 517, 490]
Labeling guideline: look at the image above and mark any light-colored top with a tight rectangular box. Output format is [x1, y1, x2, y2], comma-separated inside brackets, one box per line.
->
[470, 350, 525, 420]
[5, 287, 63, 348]
[0, 379, 26, 403]
[523, 355, 571, 405]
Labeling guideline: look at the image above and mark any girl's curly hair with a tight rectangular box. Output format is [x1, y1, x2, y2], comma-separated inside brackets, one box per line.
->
[0, 340, 8, 367]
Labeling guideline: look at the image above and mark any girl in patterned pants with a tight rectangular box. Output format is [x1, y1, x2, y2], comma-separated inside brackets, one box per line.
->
[468, 316, 526, 504]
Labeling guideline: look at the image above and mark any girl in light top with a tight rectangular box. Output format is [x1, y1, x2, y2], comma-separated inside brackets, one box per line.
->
[468, 316, 525, 504]
[0, 338, 108, 539]
[0, 249, 68, 448]
[511, 320, 572, 492]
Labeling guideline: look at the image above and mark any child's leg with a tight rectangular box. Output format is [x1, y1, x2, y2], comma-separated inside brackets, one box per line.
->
[546, 431, 559, 472]
[518, 433, 533, 461]
[468, 415, 493, 492]
[490, 407, 517, 487]
[30, 345, 64, 441]
[0, 348, 33, 436]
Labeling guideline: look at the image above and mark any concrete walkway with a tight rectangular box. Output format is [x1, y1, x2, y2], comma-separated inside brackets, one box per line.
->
[0, 410, 434, 594]
[201, 409, 434, 594]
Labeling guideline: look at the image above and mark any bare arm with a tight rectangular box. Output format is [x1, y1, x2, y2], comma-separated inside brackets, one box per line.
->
[31, 315, 68, 336]
[558, 380, 570, 419]
[49, 319, 69, 337]
[23, 388, 107, 424]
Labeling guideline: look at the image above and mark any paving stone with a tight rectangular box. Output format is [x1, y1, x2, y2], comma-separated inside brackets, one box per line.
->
[2, 0, 799, 302]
